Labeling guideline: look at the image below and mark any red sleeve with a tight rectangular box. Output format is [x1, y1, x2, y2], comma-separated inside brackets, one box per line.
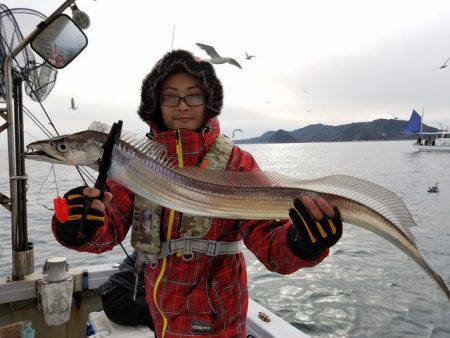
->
[228, 146, 329, 274]
[52, 178, 134, 254]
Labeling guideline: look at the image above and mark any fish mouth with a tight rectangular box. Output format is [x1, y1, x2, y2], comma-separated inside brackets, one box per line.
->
[24, 148, 60, 162]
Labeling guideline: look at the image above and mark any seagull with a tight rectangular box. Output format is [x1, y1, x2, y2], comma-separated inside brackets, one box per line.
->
[437, 57, 450, 69]
[232, 128, 243, 138]
[69, 97, 78, 110]
[245, 52, 255, 60]
[196, 43, 242, 69]
[428, 182, 439, 193]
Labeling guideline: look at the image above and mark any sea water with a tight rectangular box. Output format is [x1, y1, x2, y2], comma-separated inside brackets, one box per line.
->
[1, 140, 449, 337]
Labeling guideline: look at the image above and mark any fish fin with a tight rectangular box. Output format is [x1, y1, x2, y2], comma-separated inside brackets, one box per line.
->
[294, 175, 418, 244]
[129, 136, 170, 159]
[175, 167, 300, 188]
[88, 121, 176, 169]
[88, 121, 112, 133]
[116, 139, 177, 170]
[88, 121, 139, 143]
[177, 168, 417, 244]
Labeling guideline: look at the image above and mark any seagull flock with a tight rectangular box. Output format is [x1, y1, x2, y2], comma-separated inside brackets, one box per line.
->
[194, 42, 448, 137]
[196, 43, 254, 70]
[195, 42, 450, 74]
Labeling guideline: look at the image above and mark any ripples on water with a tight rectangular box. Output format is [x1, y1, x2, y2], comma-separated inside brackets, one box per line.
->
[1, 141, 449, 337]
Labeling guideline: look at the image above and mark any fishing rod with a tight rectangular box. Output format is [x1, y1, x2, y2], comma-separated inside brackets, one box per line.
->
[77, 120, 123, 235]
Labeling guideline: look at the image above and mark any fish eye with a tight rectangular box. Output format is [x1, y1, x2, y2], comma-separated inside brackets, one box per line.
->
[56, 143, 69, 153]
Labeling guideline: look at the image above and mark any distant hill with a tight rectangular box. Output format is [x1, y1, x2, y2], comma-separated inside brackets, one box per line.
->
[236, 118, 439, 144]
[268, 129, 298, 143]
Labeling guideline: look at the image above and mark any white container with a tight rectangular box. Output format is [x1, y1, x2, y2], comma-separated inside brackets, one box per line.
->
[88, 311, 155, 338]
[43, 256, 70, 282]
[39, 256, 73, 326]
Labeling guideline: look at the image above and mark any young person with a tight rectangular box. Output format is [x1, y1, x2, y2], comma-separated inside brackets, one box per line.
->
[53, 49, 343, 338]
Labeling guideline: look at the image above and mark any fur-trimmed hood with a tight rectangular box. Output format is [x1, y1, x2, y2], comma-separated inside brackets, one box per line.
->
[137, 49, 223, 128]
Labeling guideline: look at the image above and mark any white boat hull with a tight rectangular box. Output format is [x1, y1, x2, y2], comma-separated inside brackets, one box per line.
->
[417, 145, 450, 152]
[0, 263, 308, 338]
[414, 138, 450, 152]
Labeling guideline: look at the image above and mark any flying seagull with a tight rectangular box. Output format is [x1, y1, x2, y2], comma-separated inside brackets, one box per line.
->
[438, 57, 450, 69]
[69, 97, 78, 110]
[196, 43, 242, 69]
[232, 128, 243, 138]
[245, 52, 255, 60]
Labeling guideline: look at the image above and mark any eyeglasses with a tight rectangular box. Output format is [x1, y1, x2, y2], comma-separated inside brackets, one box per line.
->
[161, 94, 205, 107]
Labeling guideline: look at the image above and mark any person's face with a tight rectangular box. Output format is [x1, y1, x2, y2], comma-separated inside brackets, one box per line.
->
[160, 72, 206, 131]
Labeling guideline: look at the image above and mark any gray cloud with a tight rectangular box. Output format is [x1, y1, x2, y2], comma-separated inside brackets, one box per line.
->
[263, 16, 450, 128]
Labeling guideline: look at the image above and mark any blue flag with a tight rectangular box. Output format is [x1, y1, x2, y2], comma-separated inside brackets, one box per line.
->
[403, 110, 421, 134]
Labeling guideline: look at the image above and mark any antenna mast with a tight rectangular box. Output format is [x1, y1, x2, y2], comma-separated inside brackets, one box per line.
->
[170, 25, 175, 50]
[420, 108, 424, 133]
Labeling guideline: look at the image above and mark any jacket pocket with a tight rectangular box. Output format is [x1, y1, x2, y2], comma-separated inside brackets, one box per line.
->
[97, 280, 117, 297]
[208, 279, 242, 321]
[159, 278, 214, 315]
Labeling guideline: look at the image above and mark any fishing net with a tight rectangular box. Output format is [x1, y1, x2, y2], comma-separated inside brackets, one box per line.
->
[0, 4, 58, 103]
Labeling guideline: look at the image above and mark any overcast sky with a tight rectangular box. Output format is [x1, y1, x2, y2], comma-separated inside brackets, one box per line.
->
[3, 0, 450, 145]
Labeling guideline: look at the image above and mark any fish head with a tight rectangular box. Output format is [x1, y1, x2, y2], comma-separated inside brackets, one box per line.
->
[25, 130, 107, 168]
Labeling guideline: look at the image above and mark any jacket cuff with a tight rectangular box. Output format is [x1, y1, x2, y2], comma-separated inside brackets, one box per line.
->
[287, 224, 326, 261]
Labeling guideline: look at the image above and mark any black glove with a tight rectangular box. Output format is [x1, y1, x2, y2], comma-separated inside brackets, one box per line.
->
[287, 197, 343, 260]
[54, 186, 106, 246]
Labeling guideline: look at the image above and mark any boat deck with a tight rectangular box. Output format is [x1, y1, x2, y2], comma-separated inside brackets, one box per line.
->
[0, 263, 308, 337]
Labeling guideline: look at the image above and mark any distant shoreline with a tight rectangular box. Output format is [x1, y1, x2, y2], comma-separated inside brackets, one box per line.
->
[236, 139, 414, 145]
[235, 118, 437, 144]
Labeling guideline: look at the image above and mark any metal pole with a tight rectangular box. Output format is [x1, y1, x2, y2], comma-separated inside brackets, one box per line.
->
[5, 62, 21, 278]
[171, 25, 175, 50]
[420, 108, 424, 134]
[12, 77, 28, 250]
[3, 0, 76, 278]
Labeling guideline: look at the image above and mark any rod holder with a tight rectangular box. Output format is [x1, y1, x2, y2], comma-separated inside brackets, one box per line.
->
[11, 242, 34, 279]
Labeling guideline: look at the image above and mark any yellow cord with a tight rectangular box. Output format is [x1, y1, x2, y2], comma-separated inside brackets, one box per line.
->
[153, 209, 175, 338]
[176, 130, 183, 168]
[153, 129, 183, 337]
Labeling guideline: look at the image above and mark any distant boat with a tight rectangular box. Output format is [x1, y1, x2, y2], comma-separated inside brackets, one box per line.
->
[403, 109, 450, 152]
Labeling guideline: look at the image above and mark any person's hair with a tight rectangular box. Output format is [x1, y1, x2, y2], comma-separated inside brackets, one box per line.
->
[137, 50, 223, 129]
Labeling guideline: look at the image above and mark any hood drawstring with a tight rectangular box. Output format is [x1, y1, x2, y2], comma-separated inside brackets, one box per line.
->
[175, 130, 184, 168]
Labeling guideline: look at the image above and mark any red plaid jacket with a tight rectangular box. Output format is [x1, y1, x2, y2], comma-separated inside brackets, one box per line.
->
[52, 118, 328, 338]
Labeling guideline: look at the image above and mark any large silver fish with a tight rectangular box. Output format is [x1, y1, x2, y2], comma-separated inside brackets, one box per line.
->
[25, 122, 450, 301]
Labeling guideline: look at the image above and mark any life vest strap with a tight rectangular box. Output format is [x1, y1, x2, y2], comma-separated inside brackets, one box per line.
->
[160, 238, 242, 258]
[137, 239, 242, 266]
